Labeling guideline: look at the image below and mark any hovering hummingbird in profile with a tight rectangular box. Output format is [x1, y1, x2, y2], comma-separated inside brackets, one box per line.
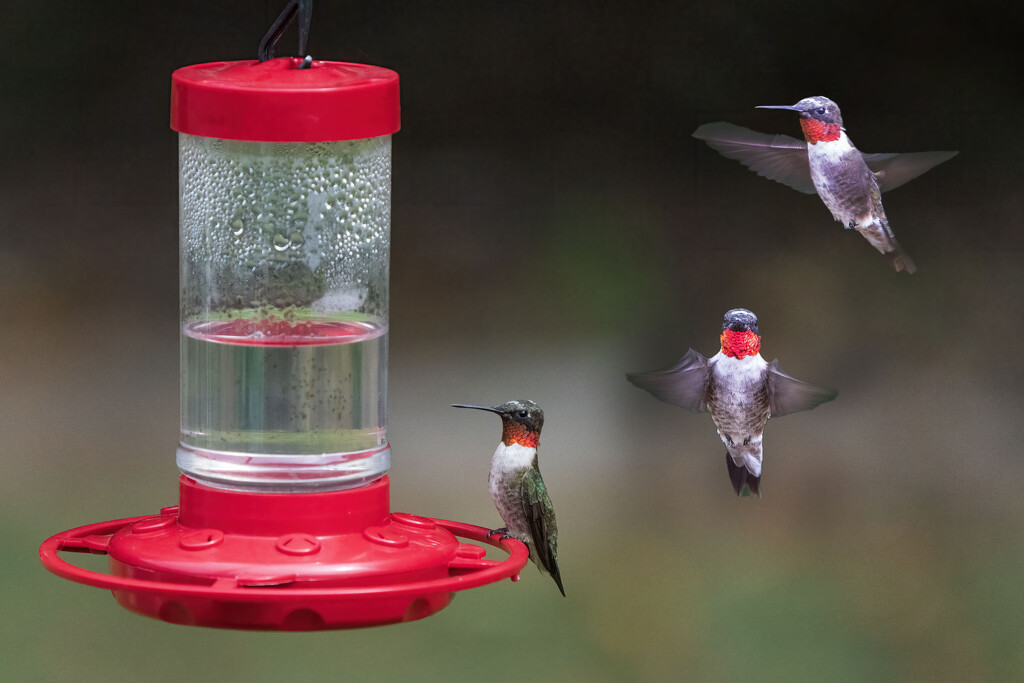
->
[693, 96, 957, 273]
[627, 309, 837, 497]
[452, 399, 565, 596]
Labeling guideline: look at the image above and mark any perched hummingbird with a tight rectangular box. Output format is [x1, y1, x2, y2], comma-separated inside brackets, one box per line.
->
[627, 309, 837, 497]
[452, 399, 565, 596]
[693, 96, 957, 273]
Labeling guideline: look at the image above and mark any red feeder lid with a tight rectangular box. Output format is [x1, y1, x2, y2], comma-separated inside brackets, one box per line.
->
[171, 57, 400, 142]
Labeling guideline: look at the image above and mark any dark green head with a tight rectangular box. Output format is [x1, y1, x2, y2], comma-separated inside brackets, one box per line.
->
[452, 399, 545, 445]
[757, 96, 843, 127]
[722, 308, 759, 334]
[453, 399, 544, 431]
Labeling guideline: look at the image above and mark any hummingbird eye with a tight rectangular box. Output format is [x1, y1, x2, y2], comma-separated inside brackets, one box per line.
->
[517, 410, 529, 419]
[815, 106, 826, 115]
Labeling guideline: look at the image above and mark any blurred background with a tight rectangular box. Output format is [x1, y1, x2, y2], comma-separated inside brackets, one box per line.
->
[2, 1, 1021, 680]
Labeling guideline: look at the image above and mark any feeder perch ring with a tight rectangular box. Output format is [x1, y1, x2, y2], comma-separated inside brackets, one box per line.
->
[39, 477, 530, 630]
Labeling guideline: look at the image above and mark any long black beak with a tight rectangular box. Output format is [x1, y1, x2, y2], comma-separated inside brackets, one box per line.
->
[727, 321, 750, 332]
[452, 403, 501, 414]
[755, 105, 802, 111]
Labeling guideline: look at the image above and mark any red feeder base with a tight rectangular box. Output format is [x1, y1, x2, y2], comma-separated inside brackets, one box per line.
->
[39, 476, 528, 630]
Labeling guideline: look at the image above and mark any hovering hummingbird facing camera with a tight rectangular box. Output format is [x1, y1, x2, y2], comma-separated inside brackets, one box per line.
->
[452, 399, 564, 596]
[627, 309, 837, 497]
[693, 96, 957, 273]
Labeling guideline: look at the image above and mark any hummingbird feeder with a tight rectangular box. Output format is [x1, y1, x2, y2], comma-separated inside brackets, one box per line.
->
[39, 2, 528, 630]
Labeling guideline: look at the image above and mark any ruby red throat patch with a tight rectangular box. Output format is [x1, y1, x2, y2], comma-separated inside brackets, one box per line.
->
[503, 423, 540, 448]
[720, 329, 761, 359]
[800, 118, 841, 144]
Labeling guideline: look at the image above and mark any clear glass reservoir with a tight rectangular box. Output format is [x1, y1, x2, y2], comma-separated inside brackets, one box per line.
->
[171, 59, 400, 491]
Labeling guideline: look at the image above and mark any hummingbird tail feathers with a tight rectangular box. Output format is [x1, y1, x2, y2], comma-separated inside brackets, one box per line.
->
[548, 557, 566, 597]
[726, 451, 761, 498]
[857, 217, 917, 274]
[883, 242, 917, 274]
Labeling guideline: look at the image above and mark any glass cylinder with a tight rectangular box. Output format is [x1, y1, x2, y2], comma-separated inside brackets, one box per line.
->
[171, 59, 400, 491]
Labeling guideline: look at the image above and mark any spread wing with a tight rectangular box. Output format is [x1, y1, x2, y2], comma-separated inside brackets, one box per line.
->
[626, 348, 711, 413]
[693, 122, 817, 195]
[862, 150, 958, 192]
[521, 469, 564, 596]
[766, 359, 838, 417]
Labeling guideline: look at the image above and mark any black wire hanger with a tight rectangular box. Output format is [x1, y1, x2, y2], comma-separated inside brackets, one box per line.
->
[258, 0, 314, 68]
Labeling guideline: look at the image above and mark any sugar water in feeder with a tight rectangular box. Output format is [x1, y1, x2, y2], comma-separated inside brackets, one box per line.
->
[172, 59, 399, 491]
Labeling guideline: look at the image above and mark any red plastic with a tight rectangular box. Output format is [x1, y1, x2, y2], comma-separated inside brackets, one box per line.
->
[39, 476, 528, 630]
[171, 58, 400, 142]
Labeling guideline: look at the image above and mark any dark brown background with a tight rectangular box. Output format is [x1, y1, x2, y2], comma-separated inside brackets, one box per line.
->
[3, 2, 1021, 680]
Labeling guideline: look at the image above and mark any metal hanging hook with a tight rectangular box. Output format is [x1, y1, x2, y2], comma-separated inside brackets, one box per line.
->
[258, 0, 314, 66]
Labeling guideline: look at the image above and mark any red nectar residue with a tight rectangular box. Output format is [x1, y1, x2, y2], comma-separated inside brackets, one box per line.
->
[184, 318, 383, 347]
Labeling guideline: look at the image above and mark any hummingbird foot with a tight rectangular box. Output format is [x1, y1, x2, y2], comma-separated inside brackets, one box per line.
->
[487, 527, 511, 541]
